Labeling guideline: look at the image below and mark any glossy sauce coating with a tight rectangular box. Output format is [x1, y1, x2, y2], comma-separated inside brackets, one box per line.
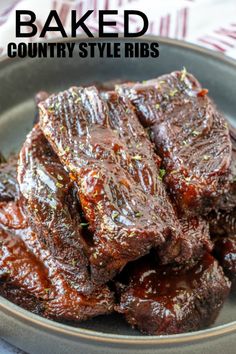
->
[18, 126, 93, 294]
[118, 71, 233, 215]
[104, 92, 212, 262]
[116, 253, 231, 335]
[39, 87, 186, 284]
[0, 200, 114, 321]
[0, 228, 51, 299]
[0, 76, 233, 334]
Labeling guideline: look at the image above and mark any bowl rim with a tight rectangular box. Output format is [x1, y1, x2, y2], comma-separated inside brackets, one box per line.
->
[0, 35, 236, 346]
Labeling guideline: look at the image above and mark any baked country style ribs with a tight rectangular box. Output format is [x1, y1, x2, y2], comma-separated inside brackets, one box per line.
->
[116, 253, 230, 335]
[117, 71, 235, 216]
[0, 69, 235, 335]
[39, 86, 188, 283]
[0, 168, 114, 321]
[18, 126, 93, 294]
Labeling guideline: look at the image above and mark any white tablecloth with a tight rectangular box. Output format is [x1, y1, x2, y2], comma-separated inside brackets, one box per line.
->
[0, 0, 235, 353]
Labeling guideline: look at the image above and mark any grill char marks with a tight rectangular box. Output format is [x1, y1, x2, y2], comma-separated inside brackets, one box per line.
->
[116, 253, 231, 335]
[39, 87, 186, 284]
[117, 71, 233, 215]
[18, 126, 93, 294]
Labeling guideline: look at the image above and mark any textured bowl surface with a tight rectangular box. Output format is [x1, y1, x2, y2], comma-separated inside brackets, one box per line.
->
[0, 37, 236, 354]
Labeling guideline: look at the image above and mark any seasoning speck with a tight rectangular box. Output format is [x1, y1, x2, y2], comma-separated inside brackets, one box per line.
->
[180, 67, 187, 81]
[80, 223, 89, 227]
[192, 130, 200, 136]
[169, 89, 178, 97]
[158, 168, 166, 181]
[197, 88, 209, 97]
[112, 211, 119, 220]
[71, 259, 76, 267]
[203, 155, 210, 161]
[131, 155, 142, 161]
[75, 97, 82, 104]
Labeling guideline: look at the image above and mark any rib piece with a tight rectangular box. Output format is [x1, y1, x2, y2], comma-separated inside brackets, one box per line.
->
[0, 200, 114, 322]
[0, 156, 19, 202]
[18, 125, 93, 294]
[117, 71, 233, 215]
[39, 86, 186, 284]
[103, 91, 212, 262]
[116, 253, 230, 335]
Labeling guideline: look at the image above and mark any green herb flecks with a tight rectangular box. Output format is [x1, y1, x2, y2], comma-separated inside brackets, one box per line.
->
[112, 211, 119, 220]
[180, 67, 187, 81]
[158, 168, 166, 181]
[75, 97, 82, 104]
[192, 130, 200, 137]
[131, 155, 142, 161]
[203, 155, 210, 161]
[71, 259, 76, 267]
[169, 89, 178, 97]
[80, 223, 89, 227]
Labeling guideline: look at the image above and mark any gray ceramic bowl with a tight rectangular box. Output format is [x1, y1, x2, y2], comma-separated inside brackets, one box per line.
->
[0, 37, 236, 354]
